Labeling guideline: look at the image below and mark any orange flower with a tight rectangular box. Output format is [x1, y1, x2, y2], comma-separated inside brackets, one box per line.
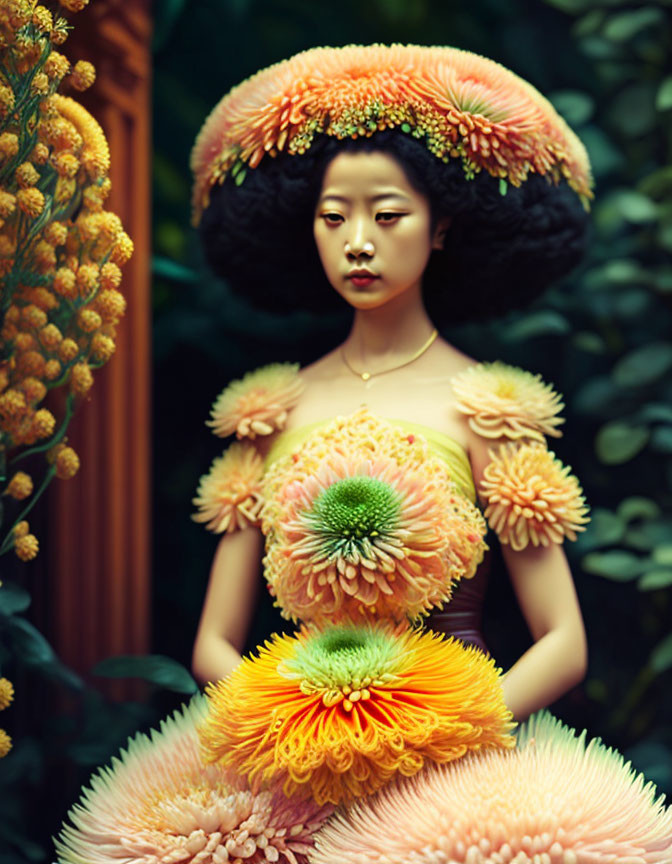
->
[191, 44, 593, 225]
[58, 338, 79, 363]
[90, 333, 115, 362]
[95, 289, 126, 323]
[451, 362, 565, 442]
[480, 442, 590, 550]
[208, 363, 304, 439]
[15, 162, 40, 188]
[201, 623, 514, 806]
[192, 442, 265, 533]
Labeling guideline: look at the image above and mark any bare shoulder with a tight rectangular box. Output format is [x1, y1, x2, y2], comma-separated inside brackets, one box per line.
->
[298, 348, 343, 384]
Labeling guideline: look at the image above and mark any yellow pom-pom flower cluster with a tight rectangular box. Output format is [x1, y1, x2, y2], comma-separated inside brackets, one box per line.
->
[0, 6, 129, 567]
[480, 442, 590, 550]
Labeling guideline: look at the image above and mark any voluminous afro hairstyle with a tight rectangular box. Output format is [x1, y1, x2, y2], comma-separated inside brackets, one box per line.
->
[199, 130, 590, 325]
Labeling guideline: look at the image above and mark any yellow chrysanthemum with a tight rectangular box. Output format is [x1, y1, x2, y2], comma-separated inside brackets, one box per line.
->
[70, 362, 93, 396]
[0, 678, 15, 710]
[55, 446, 80, 479]
[0, 728, 12, 757]
[451, 362, 565, 442]
[16, 186, 45, 218]
[192, 442, 265, 533]
[53, 267, 77, 299]
[69, 59, 95, 91]
[5, 471, 33, 500]
[90, 332, 115, 362]
[201, 623, 515, 806]
[208, 363, 304, 440]
[15, 533, 39, 561]
[480, 442, 590, 550]
[191, 44, 593, 225]
[15, 161, 40, 188]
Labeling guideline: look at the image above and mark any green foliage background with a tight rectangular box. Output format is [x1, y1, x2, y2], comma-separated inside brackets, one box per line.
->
[1, 0, 671, 860]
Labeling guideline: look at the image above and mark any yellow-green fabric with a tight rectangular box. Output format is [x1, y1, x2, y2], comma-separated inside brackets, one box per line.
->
[265, 416, 475, 502]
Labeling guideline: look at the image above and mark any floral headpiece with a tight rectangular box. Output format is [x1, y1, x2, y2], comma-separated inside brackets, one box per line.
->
[191, 43, 593, 226]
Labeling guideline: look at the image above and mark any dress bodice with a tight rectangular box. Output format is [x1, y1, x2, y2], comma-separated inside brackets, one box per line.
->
[264, 412, 490, 653]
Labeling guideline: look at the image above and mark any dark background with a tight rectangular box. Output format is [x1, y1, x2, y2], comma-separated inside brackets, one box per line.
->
[1, 0, 671, 859]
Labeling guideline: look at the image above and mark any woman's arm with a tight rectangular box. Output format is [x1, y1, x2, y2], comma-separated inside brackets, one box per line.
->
[468, 430, 588, 721]
[192, 527, 264, 686]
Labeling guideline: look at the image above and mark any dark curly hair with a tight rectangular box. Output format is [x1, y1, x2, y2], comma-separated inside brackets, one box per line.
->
[199, 130, 590, 325]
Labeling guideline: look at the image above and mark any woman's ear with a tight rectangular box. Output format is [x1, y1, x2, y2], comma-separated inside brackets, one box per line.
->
[432, 216, 452, 251]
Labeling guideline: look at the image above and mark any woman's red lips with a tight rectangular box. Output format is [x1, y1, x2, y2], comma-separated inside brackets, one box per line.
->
[347, 270, 379, 287]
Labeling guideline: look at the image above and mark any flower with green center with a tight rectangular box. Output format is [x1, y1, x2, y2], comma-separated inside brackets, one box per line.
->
[264, 450, 487, 625]
[201, 623, 515, 806]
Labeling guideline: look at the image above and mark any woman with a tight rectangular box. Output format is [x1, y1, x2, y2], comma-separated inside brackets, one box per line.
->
[55, 46, 672, 864]
[190, 46, 590, 722]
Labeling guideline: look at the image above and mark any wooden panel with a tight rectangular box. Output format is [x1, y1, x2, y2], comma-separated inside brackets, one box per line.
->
[46, 0, 152, 696]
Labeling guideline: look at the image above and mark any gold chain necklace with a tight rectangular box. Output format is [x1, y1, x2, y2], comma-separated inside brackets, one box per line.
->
[341, 328, 438, 382]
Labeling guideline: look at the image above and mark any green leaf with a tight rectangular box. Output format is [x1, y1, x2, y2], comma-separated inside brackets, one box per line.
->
[637, 403, 672, 424]
[573, 376, 621, 416]
[545, 0, 591, 13]
[651, 426, 672, 454]
[653, 545, 672, 566]
[549, 90, 594, 126]
[657, 77, 672, 112]
[93, 654, 198, 694]
[152, 255, 198, 283]
[617, 496, 661, 522]
[610, 189, 658, 223]
[572, 331, 606, 354]
[0, 582, 31, 616]
[499, 178, 508, 196]
[595, 422, 649, 465]
[650, 633, 672, 674]
[612, 342, 672, 388]
[7, 618, 55, 664]
[638, 570, 672, 591]
[625, 520, 672, 551]
[602, 7, 664, 42]
[574, 507, 625, 552]
[582, 550, 648, 580]
[501, 310, 570, 342]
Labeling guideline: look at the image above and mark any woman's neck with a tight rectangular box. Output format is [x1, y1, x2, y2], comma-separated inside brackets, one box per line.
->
[344, 284, 436, 363]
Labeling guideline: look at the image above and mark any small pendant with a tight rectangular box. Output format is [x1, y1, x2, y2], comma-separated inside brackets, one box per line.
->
[361, 372, 371, 381]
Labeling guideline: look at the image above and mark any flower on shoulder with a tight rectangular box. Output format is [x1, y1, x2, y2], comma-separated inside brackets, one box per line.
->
[480, 441, 589, 550]
[310, 711, 672, 864]
[451, 361, 565, 442]
[192, 441, 265, 533]
[263, 450, 486, 624]
[200, 623, 514, 806]
[207, 363, 304, 440]
[55, 694, 332, 864]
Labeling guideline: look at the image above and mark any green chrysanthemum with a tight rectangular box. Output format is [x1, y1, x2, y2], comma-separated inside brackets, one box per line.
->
[279, 624, 403, 704]
[304, 475, 403, 562]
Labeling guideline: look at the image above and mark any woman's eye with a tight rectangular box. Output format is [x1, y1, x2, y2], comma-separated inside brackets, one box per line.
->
[322, 213, 344, 225]
[376, 212, 403, 223]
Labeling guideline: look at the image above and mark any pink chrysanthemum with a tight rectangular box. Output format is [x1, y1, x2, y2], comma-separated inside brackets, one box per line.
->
[263, 424, 486, 624]
[55, 695, 332, 864]
[191, 44, 593, 225]
[451, 361, 565, 442]
[480, 441, 589, 550]
[192, 442, 265, 533]
[311, 711, 672, 864]
[207, 363, 304, 440]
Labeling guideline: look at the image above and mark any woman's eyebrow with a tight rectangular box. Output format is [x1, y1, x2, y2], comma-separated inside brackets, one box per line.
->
[318, 191, 412, 204]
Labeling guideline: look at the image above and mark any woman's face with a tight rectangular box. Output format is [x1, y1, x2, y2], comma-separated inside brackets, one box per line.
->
[313, 150, 447, 310]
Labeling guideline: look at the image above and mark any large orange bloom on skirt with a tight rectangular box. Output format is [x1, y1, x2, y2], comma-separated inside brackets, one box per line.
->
[200, 623, 515, 806]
